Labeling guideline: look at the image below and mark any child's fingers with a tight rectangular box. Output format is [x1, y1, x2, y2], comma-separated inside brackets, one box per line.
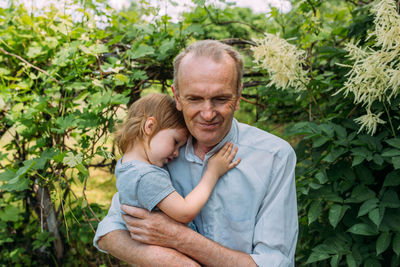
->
[226, 146, 238, 161]
[220, 142, 232, 157]
[219, 142, 230, 156]
[228, 158, 241, 169]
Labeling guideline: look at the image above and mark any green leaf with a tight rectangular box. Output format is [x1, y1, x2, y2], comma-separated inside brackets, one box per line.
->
[329, 204, 350, 228]
[392, 156, 400, 169]
[0, 206, 20, 222]
[320, 123, 335, 138]
[0, 67, 11, 76]
[0, 161, 35, 192]
[393, 233, 400, 256]
[346, 253, 357, 267]
[364, 258, 380, 267]
[305, 251, 330, 264]
[127, 45, 155, 59]
[26, 45, 44, 58]
[348, 223, 378, 236]
[313, 136, 329, 148]
[358, 198, 378, 217]
[372, 154, 384, 165]
[315, 172, 328, 184]
[334, 124, 347, 139]
[382, 149, 400, 157]
[308, 201, 322, 224]
[182, 24, 204, 36]
[310, 182, 322, 189]
[351, 147, 372, 158]
[386, 138, 400, 149]
[369, 208, 383, 227]
[54, 115, 77, 133]
[383, 170, 400, 187]
[381, 190, 400, 208]
[330, 254, 340, 267]
[63, 152, 83, 167]
[158, 39, 175, 55]
[345, 185, 375, 203]
[0, 169, 16, 181]
[324, 147, 346, 163]
[352, 156, 364, 167]
[115, 74, 128, 83]
[376, 232, 391, 255]
[76, 164, 89, 177]
[79, 44, 108, 55]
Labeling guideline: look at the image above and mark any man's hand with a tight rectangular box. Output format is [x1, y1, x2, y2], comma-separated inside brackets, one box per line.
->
[121, 204, 186, 248]
[121, 205, 256, 267]
[97, 229, 200, 266]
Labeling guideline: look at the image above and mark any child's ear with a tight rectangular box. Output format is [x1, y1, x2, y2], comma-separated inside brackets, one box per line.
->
[144, 117, 157, 136]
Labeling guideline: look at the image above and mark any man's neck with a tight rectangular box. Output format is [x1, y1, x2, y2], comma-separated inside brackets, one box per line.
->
[193, 141, 215, 161]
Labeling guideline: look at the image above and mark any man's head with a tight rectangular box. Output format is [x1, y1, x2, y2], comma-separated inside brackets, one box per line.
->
[173, 40, 243, 96]
[171, 40, 244, 151]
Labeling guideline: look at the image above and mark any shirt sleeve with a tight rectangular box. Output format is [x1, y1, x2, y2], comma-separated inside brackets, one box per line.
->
[250, 145, 298, 267]
[93, 192, 126, 253]
[137, 171, 176, 211]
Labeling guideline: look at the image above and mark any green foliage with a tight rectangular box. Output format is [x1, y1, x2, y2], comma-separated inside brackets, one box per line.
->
[274, 1, 400, 266]
[0, 0, 399, 266]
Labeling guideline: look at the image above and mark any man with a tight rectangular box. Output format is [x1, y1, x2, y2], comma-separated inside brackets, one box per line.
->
[94, 40, 298, 266]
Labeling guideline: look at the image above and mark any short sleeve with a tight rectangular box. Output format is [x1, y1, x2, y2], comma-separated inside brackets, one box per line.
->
[137, 171, 176, 211]
[93, 192, 126, 253]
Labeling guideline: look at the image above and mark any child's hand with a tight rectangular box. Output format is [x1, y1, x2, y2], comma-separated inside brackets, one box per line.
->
[207, 142, 241, 178]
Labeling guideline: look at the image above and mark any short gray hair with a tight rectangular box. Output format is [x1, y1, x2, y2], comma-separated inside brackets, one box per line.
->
[173, 40, 244, 95]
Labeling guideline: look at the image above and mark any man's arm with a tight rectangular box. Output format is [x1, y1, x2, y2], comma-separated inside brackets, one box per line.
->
[93, 193, 199, 266]
[122, 205, 257, 267]
[97, 229, 200, 266]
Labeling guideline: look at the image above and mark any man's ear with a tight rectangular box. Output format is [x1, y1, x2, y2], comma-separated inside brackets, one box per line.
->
[144, 117, 157, 136]
[235, 86, 243, 111]
[171, 85, 182, 111]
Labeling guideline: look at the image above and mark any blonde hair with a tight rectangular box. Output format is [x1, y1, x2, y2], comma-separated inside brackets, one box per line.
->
[115, 93, 186, 153]
[173, 40, 244, 95]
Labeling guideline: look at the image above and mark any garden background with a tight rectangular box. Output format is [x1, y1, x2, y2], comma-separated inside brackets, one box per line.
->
[1, 0, 399, 266]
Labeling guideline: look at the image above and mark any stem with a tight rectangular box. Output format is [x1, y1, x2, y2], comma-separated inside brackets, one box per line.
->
[0, 47, 60, 85]
[383, 101, 396, 138]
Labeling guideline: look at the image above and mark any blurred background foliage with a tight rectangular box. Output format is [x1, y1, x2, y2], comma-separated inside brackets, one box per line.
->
[0, 0, 399, 266]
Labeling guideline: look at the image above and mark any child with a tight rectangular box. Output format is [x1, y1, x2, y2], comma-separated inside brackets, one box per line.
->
[114, 93, 240, 224]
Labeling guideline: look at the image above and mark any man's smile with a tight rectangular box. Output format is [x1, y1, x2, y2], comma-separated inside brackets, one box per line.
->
[197, 121, 220, 130]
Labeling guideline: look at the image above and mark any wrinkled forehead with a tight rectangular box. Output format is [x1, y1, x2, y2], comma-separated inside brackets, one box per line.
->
[178, 53, 237, 83]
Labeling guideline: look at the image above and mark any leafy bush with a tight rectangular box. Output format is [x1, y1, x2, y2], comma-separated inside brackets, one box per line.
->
[252, 0, 400, 265]
[1, 0, 399, 266]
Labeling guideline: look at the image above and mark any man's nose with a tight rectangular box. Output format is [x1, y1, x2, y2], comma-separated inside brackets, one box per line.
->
[200, 101, 216, 121]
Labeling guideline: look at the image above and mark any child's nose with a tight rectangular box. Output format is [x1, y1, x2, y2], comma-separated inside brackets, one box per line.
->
[173, 149, 179, 158]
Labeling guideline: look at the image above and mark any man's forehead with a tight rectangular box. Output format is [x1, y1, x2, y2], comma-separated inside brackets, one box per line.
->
[181, 51, 233, 67]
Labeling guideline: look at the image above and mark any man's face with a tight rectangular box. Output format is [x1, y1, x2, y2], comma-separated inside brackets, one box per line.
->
[173, 54, 240, 149]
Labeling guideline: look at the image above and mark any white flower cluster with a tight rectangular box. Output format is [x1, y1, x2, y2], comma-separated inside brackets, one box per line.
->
[251, 34, 309, 92]
[337, 0, 400, 135]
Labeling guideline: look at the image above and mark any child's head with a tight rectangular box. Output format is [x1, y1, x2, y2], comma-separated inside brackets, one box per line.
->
[115, 93, 187, 154]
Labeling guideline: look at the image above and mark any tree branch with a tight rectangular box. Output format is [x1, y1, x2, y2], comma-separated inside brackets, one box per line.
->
[0, 47, 61, 85]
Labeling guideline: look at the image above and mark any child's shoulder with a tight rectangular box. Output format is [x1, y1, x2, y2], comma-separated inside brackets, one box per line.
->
[116, 159, 169, 177]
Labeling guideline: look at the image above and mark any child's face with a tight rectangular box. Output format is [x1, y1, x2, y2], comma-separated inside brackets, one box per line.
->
[146, 127, 188, 167]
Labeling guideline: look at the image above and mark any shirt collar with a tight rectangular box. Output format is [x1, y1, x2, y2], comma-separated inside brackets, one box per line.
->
[184, 118, 239, 163]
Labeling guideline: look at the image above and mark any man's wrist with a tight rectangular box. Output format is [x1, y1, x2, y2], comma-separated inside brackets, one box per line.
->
[169, 222, 194, 250]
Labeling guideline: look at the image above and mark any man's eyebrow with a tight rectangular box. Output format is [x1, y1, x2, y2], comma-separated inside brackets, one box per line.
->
[184, 93, 234, 98]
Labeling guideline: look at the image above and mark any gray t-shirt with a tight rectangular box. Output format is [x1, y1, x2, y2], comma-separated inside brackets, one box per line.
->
[116, 159, 176, 211]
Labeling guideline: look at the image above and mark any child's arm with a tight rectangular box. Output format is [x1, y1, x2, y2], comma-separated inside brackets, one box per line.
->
[157, 142, 240, 223]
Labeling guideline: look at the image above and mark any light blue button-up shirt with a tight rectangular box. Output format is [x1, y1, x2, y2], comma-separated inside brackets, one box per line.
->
[94, 119, 298, 267]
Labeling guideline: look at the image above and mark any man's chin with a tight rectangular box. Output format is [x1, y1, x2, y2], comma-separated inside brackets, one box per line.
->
[194, 133, 222, 147]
